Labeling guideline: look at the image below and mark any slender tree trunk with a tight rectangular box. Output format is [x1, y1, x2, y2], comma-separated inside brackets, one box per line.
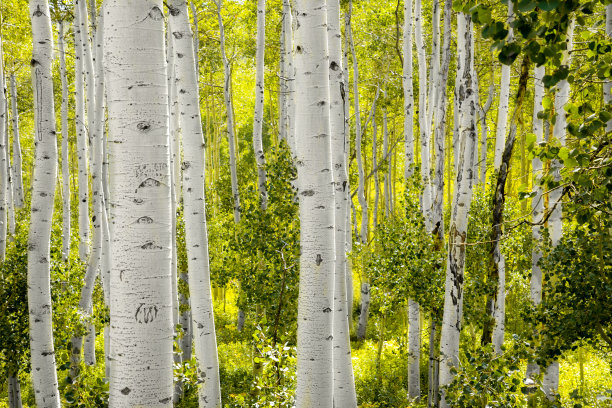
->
[27, 1, 61, 405]
[543, 18, 575, 400]
[78, 0, 96, 168]
[329, 1, 357, 405]
[58, 22, 71, 262]
[278, 0, 293, 148]
[373, 114, 379, 227]
[215, 0, 240, 225]
[169, 2, 223, 405]
[481, 58, 530, 352]
[479, 81, 495, 189]
[0, 40, 7, 261]
[104, 1, 174, 405]
[294, 1, 335, 404]
[252, 0, 267, 210]
[438, 13, 477, 407]
[74, 7, 89, 262]
[606, 5, 612, 133]
[9, 75, 23, 209]
[8, 374, 22, 408]
[526, 64, 546, 381]
[493, 3, 514, 170]
[408, 299, 421, 400]
[356, 282, 370, 340]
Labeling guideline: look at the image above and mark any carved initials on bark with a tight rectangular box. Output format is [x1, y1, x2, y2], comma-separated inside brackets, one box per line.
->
[135, 303, 158, 324]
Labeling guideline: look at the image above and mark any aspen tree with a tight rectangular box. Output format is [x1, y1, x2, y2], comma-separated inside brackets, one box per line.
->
[27, 0, 61, 405]
[526, 64, 545, 381]
[252, 0, 267, 210]
[104, 0, 174, 405]
[58, 22, 70, 262]
[168, 1, 222, 405]
[278, 0, 293, 148]
[74, 6, 89, 261]
[329, 0, 357, 405]
[9, 75, 23, 209]
[343, 11, 354, 322]
[0, 39, 7, 261]
[438, 13, 477, 406]
[493, 2, 514, 171]
[543, 18, 575, 400]
[294, 0, 335, 405]
[606, 5, 612, 132]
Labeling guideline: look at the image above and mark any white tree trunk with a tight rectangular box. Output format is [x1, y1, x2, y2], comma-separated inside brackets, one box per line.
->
[606, 5, 612, 133]
[8, 375, 22, 408]
[9, 75, 23, 209]
[526, 64, 545, 380]
[543, 18, 575, 400]
[356, 282, 370, 340]
[427, 0, 441, 137]
[402, 0, 414, 179]
[78, 0, 96, 167]
[74, 8, 89, 262]
[0, 40, 7, 261]
[479, 82, 495, 188]
[493, 2, 514, 171]
[431, 0, 452, 238]
[415, 0, 432, 227]
[408, 299, 421, 400]
[329, 0, 357, 405]
[438, 13, 477, 407]
[5, 94, 15, 240]
[347, 4, 367, 245]
[27, 1, 61, 405]
[278, 0, 293, 147]
[168, 2, 222, 405]
[294, 0, 335, 405]
[104, 1, 174, 405]
[58, 22, 71, 262]
[215, 0, 241, 224]
[252, 0, 267, 210]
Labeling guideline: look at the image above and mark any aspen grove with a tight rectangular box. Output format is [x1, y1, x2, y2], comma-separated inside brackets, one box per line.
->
[0, 0, 611, 407]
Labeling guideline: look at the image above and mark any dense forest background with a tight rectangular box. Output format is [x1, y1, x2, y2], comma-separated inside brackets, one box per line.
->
[0, 0, 611, 406]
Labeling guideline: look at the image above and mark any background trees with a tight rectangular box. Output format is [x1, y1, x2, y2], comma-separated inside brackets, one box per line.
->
[0, 0, 610, 407]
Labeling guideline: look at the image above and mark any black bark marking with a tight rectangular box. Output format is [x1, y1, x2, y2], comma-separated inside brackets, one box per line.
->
[135, 178, 161, 193]
[135, 304, 158, 324]
[148, 6, 163, 21]
[323, 307, 332, 313]
[141, 241, 163, 250]
[136, 121, 151, 132]
[316, 254, 323, 265]
[159, 397, 172, 403]
[121, 387, 131, 395]
[172, 31, 183, 39]
[301, 189, 315, 196]
[330, 61, 339, 71]
[136, 216, 154, 224]
[33, 5, 43, 17]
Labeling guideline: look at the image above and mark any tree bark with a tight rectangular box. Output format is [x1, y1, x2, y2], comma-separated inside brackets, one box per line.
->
[74, 6, 89, 262]
[251, 0, 268, 211]
[27, 1, 61, 405]
[104, 1, 174, 405]
[408, 299, 421, 400]
[58, 22, 71, 262]
[169, 1, 223, 405]
[294, 0, 335, 404]
[9, 75, 23, 209]
[493, 2, 514, 171]
[543, 18, 575, 401]
[8, 375, 22, 408]
[329, 0, 357, 405]
[0, 39, 8, 261]
[438, 13, 477, 407]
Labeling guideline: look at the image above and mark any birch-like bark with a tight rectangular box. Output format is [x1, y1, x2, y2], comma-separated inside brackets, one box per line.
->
[329, 1, 357, 405]
[438, 13, 477, 406]
[493, 2, 514, 171]
[9, 75, 23, 209]
[215, 0, 240, 224]
[543, 18, 575, 400]
[0, 40, 7, 261]
[347, 2, 367, 244]
[415, 0, 432, 227]
[294, 1, 335, 404]
[431, 0, 452, 239]
[78, 0, 96, 164]
[58, 22, 71, 262]
[426, 0, 441, 136]
[382, 94, 391, 217]
[4, 82, 15, 240]
[606, 5, 612, 133]
[74, 7, 89, 261]
[479, 82, 495, 188]
[403, 0, 414, 178]
[8, 375, 22, 408]
[105, 1, 174, 405]
[168, 2, 222, 405]
[252, 0, 267, 210]
[356, 282, 370, 340]
[373, 115, 379, 227]
[526, 64, 545, 380]
[71, 8, 106, 372]
[278, 0, 293, 146]
[408, 299, 421, 400]
[27, 1, 61, 405]
[284, 0, 296, 156]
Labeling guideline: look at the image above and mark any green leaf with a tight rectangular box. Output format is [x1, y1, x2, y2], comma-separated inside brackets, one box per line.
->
[498, 42, 521, 65]
[537, 0, 560, 11]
